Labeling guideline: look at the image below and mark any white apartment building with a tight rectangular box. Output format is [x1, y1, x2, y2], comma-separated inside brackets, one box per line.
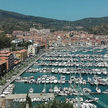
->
[28, 44, 39, 56]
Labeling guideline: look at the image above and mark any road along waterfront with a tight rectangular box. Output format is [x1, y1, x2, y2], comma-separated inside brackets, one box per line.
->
[0, 53, 46, 95]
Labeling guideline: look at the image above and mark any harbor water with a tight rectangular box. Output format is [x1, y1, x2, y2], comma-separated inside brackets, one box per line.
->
[13, 46, 108, 108]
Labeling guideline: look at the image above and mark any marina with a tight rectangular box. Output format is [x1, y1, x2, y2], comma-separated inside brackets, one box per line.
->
[1, 46, 108, 108]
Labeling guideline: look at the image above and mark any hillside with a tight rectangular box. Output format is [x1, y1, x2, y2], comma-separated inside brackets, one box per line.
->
[0, 9, 108, 34]
[0, 9, 74, 33]
[73, 17, 108, 35]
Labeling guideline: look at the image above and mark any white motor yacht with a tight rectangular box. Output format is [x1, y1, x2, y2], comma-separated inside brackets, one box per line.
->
[29, 88, 34, 93]
[74, 102, 97, 108]
[103, 89, 108, 94]
[96, 87, 101, 93]
[54, 86, 60, 93]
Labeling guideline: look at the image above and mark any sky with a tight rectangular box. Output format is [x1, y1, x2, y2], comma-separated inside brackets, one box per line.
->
[0, 0, 108, 21]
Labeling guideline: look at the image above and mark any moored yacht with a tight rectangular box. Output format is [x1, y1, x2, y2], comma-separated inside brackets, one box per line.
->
[96, 87, 101, 93]
[103, 89, 108, 94]
[42, 87, 46, 93]
[29, 88, 34, 93]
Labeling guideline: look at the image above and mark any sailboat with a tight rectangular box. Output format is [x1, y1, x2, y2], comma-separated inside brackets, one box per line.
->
[42, 87, 46, 93]
[42, 83, 46, 93]
[49, 88, 53, 93]
[49, 84, 53, 93]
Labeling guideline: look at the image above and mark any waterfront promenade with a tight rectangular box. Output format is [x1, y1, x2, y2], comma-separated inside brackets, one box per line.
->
[0, 53, 46, 95]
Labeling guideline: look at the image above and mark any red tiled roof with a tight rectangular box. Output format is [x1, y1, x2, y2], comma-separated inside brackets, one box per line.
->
[15, 49, 27, 54]
[0, 51, 12, 57]
[0, 61, 6, 65]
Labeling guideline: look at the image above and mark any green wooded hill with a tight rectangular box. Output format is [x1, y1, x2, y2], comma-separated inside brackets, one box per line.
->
[0, 9, 108, 34]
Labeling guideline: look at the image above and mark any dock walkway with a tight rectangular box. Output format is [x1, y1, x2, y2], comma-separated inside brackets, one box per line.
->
[5, 93, 55, 100]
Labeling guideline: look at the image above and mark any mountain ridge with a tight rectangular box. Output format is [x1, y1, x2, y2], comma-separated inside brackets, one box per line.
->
[0, 9, 108, 34]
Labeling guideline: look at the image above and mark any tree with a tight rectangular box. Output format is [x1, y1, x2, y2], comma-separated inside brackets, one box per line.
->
[0, 33, 11, 49]
[36, 99, 73, 108]
[26, 93, 33, 108]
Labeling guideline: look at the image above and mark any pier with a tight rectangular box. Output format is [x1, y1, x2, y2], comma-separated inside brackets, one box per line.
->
[5, 93, 55, 100]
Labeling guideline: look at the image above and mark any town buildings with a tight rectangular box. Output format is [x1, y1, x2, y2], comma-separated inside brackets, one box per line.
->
[30, 28, 50, 34]
[28, 44, 39, 56]
[14, 49, 27, 61]
[0, 49, 28, 76]
[12, 28, 108, 48]
[11, 39, 23, 44]
[0, 51, 14, 71]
